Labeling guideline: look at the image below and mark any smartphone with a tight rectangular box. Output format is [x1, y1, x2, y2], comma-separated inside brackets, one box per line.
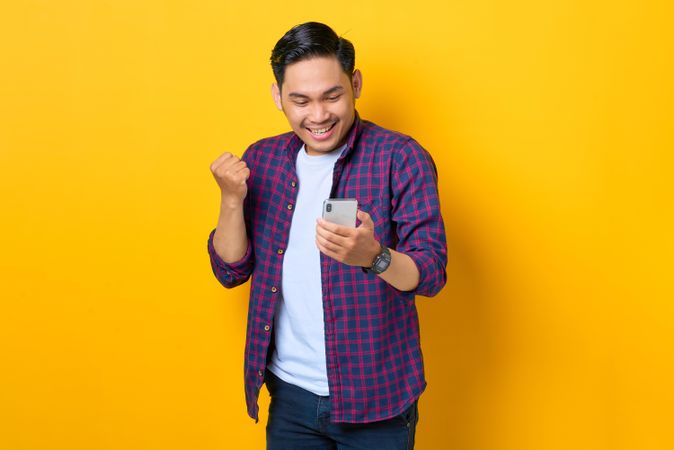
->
[322, 198, 358, 228]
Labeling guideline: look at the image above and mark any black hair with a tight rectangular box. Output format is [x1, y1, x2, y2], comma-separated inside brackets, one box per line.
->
[270, 22, 355, 88]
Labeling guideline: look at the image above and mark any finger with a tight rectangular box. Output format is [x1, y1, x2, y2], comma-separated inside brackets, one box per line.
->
[216, 161, 247, 180]
[316, 237, 342, 261]
[212, 152, 233, 166]
[210, 152, 235, 171]
[315, 233, 337, 251]
[357, 209, 374, 229]
[229, 160, 248, 174]
[315, 223, 348, 247]
[211, 152, 245, 173]
[316, 218, 353, 237]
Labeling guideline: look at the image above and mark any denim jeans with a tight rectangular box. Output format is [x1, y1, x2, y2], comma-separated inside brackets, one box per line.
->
[265, 370, 418, 450]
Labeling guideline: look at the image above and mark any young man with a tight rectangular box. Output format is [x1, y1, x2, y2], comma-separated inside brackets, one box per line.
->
[208, 22, 447, 449]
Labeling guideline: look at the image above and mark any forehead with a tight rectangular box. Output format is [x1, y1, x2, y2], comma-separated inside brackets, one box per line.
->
[281, 56, 350, 95]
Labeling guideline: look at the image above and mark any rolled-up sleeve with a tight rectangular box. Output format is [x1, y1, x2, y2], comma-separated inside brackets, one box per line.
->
[207, 228, 254, 288]
[391, 139, 447, 297]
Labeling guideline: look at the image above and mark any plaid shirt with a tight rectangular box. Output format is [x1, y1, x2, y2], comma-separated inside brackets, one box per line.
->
[207, 112, 447, 423]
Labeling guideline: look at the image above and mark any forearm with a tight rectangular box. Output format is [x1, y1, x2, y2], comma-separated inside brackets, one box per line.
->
[213, 197, 248, 263]
[377, 248, 420, 292]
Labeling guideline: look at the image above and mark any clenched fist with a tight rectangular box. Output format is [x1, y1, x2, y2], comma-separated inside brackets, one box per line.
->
[210, 152, 250, 206]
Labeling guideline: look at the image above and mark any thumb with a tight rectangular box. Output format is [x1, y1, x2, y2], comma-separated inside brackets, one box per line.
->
[357, 209, 374, 229]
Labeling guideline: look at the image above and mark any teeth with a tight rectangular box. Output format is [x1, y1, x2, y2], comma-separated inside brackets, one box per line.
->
[309, 124, 333, 135]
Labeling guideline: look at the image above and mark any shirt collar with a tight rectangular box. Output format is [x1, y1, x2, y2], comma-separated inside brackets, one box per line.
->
[343, 109, 362, 155]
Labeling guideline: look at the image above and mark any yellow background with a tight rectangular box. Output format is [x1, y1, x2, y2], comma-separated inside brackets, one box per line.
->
[1, 1, 672, 449]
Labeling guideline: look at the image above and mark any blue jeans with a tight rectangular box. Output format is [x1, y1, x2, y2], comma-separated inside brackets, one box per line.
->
[265, 370, 418, 450]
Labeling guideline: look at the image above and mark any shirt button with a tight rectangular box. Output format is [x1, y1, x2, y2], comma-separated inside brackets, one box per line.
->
[287, 203, 293, 210]
[258, 369, 263, 377]
[264, 324, 270, 332]
[291, 181, 297, 188]
[277, 248, 284, 255]
[271, 286, 278, 293]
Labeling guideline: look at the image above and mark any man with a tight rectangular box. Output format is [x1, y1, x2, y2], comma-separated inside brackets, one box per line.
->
[208, 22, 447, 449]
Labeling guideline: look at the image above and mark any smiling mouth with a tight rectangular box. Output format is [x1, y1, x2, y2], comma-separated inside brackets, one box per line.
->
[306, 122, 336, 136]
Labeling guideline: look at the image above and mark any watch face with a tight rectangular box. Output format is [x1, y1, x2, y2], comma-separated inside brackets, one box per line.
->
[372, 247, 392, 274]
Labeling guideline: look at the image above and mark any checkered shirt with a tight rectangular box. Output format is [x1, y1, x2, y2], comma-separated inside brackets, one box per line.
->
[207, 112, 447, 423]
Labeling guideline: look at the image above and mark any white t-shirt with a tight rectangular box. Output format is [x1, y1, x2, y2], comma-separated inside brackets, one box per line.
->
[267, 143, 346, 396]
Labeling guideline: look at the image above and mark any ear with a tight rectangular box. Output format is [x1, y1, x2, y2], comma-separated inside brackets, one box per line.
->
[271, 83, 283, 110]
[351, 69, 363, 99]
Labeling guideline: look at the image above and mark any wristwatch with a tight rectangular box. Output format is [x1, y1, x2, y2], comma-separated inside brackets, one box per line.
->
[363, 244, 392, 275]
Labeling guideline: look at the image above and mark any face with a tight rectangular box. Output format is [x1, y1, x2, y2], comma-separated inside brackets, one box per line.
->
[272, 56, 362, 156]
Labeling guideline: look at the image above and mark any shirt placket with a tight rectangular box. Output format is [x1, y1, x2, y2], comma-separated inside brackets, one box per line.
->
[255, 152, 301, 396]
[322, 158, 347, 420]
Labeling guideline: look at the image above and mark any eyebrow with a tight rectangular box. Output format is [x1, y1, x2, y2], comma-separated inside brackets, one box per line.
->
[287, 86, 345, 99]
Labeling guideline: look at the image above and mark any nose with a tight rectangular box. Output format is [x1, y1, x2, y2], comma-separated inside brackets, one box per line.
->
[307, 102, 330, 125]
